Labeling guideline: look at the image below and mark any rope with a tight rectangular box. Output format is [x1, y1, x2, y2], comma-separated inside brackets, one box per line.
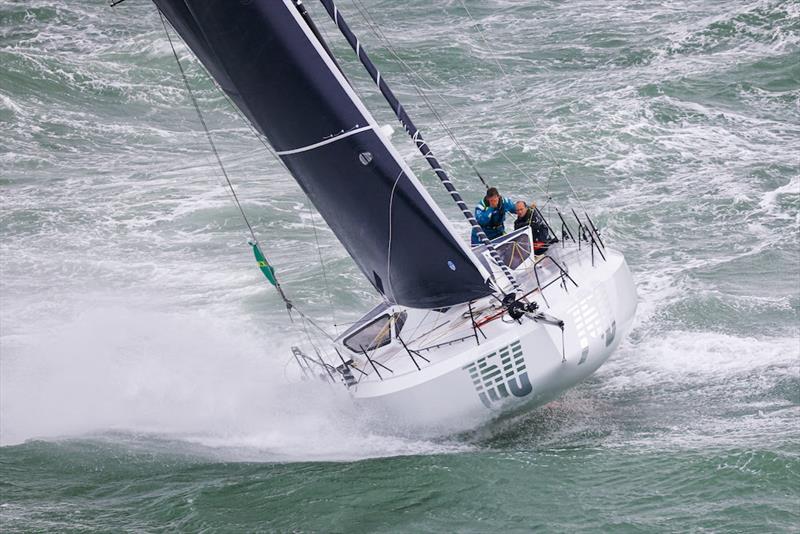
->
[385, 170, 404, 302]
[348, 0, 559, 204]
[160, 12, 258, 243]
[159, 10, 336, 343]
[206, 59, 343, 333]
[168, 30, 342, 334]
[299, 310, 319, 353]
[307, 205, 338, 334]
[349, 0, 488, 188]
[319, 0, 523, 296]
[457, 0, 588, 212]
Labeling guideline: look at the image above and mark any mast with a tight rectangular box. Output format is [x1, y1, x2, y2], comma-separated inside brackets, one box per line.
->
[317, 0, 522, 295]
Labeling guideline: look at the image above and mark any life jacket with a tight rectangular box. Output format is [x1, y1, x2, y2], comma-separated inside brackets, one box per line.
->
[514, 208, 533, 231]
[530, 211, 549, 243]
[515, 208, 551, 252]
[481, 197, 506, 233]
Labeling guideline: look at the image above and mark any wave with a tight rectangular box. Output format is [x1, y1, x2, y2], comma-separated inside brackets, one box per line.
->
[1, 0, 797, 464]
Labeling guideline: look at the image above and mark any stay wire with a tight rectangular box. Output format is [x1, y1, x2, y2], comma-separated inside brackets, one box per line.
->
[348, 0, 484, 186]
[307, 205, 339, 335]
[159, 11, 336, 343]
[348, 0, 554, 203]
[457, 0, 588, 212]
[385, 170, 404, 303]
[159, 11, 257, 243]
[166, 28, 341, 336]
[218, 90, 341, 341]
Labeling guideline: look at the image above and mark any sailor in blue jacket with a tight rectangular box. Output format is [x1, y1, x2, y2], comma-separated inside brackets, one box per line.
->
[471, 187, 517, 245]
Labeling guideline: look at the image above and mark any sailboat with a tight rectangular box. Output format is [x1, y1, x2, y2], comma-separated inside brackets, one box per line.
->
[145, 0, 638, 435]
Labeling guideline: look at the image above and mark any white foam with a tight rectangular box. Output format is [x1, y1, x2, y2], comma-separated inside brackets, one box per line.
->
[601, 330, 799, 391]
[759, 175, 800, 222]
[0, 92, 24, 115]
[0, 303, 466, 461]
[3, 0, 798, 461]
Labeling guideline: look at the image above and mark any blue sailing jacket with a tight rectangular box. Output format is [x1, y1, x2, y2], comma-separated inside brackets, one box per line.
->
[471, 197, 516, 245]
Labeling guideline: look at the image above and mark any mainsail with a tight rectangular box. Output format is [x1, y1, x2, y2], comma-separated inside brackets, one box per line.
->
[153, 0, 494, 308]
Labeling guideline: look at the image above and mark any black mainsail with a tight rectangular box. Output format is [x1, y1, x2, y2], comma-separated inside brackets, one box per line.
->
[153, 0, 495, 308]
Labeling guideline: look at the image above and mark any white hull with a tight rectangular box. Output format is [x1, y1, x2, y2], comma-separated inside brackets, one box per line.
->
[307, 231, 638, 436]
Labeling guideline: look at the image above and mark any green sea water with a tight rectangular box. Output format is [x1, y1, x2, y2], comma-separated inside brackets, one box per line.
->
[1, 0, 799, 531]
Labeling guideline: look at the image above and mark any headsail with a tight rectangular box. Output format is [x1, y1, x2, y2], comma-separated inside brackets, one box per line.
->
[154, 0, 493, 308]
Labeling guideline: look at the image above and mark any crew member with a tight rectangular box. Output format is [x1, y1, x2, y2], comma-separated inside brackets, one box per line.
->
[471, 187, 516, 245]
[514, 201, 552, 252]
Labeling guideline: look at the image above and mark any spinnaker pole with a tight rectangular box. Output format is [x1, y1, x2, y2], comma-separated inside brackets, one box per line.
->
[316, 0, 522, 295]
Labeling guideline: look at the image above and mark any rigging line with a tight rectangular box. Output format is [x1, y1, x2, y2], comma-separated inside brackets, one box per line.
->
[348, 0, 556, 206]
[294, 306, 337, 341]
[405, 308, 431, 341]
[498, 150, 552, 200]
[202, 77, 352, 327]
[307, 205, 338, 335]
[328, 8, 460, 206]
[385, 169, 404, 303]
[408, 80, 487, 188]
[319, 0, 523, 296]
[159, 11, 257, 243]
[456, 0, 588, 212]
[163, 29, 289, 188]
[160, 12, 338, 342]
[299, 311, 322, 361]
[222, 113, 344, 340]
[189, 44, 343, 332]
[348, 0, 487, 188]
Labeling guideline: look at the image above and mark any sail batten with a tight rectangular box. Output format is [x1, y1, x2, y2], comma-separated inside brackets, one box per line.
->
[153, 0, 494, 308]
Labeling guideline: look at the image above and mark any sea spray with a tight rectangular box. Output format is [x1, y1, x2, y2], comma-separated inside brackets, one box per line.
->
[1, 0, 798, 531]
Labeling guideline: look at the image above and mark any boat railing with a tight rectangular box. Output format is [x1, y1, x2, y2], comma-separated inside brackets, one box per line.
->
[530, 254, 579, 308]
[327, 207, 607, 386]
[324, 254, 579, 385]
[575, 209, 606, 267]
[553, 208, 606, 267]
[291, 345, 338, 383]
[358, 344, 394, 381]
[412, 334, 478, 353]
[340, 322, 481, 384]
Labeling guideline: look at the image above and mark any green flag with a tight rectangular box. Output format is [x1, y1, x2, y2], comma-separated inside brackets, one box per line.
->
[251, 242, 277, 287]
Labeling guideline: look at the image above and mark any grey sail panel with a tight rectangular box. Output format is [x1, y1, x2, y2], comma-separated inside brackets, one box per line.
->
[153, 0, 493, 308]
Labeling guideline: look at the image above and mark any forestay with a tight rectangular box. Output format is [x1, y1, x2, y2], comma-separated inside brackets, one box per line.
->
[153, 0, 494, 308]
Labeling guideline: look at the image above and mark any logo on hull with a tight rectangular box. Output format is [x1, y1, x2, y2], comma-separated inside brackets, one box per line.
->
[463, 340, 532, 408]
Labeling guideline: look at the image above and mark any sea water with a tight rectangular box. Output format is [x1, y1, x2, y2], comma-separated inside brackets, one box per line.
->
[1, 0, 798, 531]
